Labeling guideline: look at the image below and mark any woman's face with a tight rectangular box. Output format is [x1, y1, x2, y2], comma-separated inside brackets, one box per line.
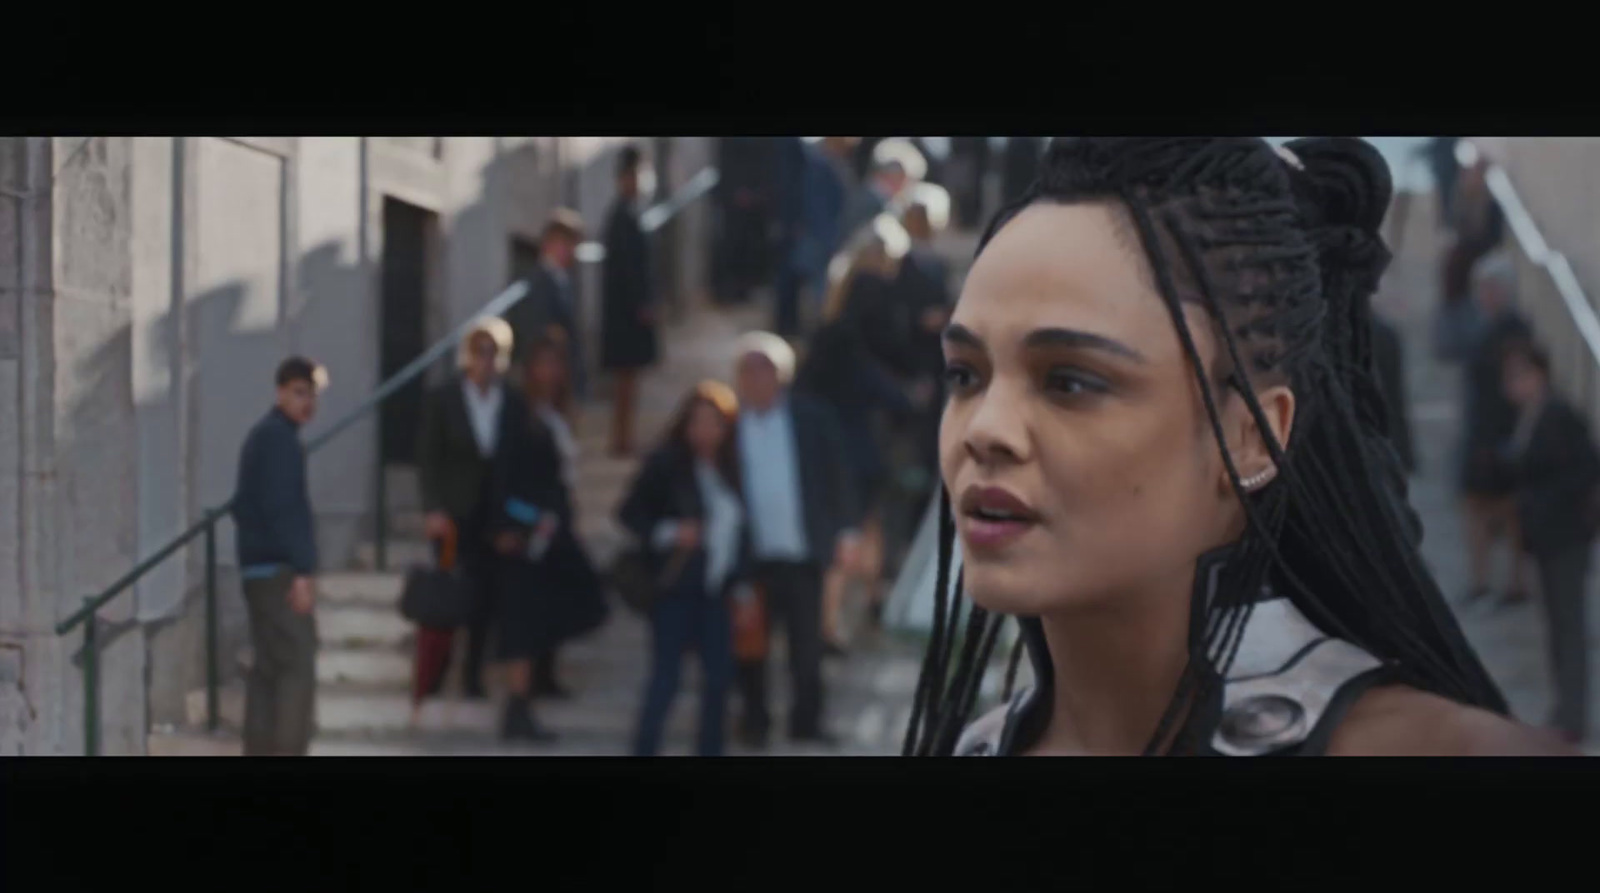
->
[686, 400, 729, 458]
[465, 332, 498, 384]
[529, 349, 565, 395]
[940, 201, 1247, 616]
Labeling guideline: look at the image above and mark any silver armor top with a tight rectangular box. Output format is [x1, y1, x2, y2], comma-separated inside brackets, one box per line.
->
[955, 595, 1389, 757]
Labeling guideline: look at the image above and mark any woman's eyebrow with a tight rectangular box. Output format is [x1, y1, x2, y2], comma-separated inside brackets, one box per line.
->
[944, 323, 1146, 364]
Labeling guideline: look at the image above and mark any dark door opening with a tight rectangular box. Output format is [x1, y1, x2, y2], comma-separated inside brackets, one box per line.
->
[380, 197, 435, 467]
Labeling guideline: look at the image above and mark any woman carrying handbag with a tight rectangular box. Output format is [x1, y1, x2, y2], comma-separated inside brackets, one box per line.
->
[617, 381, 751, 757]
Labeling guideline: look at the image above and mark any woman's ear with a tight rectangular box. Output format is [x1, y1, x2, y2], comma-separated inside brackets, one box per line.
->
[1224, 383, 1296, 493]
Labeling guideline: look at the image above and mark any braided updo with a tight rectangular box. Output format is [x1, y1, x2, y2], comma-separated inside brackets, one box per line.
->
[904, 137, 1505, 758]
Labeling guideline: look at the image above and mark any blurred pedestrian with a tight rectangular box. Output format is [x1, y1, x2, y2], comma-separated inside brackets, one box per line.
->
[1502, 339, 1600, 744]
[1370, 310, 1416, 475]
[619, 381, 749, 756]
[601, 145, 660, 458]
[947, 136, 991, 230]
[519, 333, 608, 699]
[1434, 157, 1506, 361]
[731, 332, 862, 747]
[841, 139, 925, 245]
[486, 345, 583, 743]
[416, 319, 523, 701]
[1001, 136, 1043, 206]
[505, 209, 587, 402]
[234, 356, 327, 756]
[1424, 137, 1462, 230]
[798, 219, 919, 652]
[1457, 256, 1533, 607]
[886, 185, 955, 588]
[774, 138, 852, 338]
[712, 137, 780, 305]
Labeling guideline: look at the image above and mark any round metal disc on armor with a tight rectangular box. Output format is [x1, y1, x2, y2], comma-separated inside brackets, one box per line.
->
[1219, 694, 1307, 751]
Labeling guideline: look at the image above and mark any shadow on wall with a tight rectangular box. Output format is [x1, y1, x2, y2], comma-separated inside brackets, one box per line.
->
[62, 136, 651, 733]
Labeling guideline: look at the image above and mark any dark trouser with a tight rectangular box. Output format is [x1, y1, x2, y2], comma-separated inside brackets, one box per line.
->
[458, 506, 500, 695]
[714, 205, 771, 303]
[1535, 544, 1591, 740]
[774, 253, 802, 338]
[242, 570, 317, 756]
[737, 561, 825, 738]
[635, 590, 735, 756]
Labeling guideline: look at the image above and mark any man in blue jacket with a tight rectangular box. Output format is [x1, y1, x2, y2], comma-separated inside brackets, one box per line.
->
[233, 356, 326, 756]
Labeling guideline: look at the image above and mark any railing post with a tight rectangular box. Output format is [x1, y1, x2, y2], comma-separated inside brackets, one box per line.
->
[375, 460, 388, 571]
[204, 518, 220, 733]
[82, 598, 99, 757]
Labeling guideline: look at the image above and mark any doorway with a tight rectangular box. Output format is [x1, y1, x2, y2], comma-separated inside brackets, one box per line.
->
[379, 196, 437, 467]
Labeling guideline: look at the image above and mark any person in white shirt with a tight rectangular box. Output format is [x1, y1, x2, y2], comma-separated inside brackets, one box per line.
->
[416, 318, 527, 702]
[619, 381, 749, 756]
[730, 332, 862, 748]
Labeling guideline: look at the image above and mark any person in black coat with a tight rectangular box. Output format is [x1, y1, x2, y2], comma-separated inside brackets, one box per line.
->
[1001, 136, 1043, 206]
[1457, 258, 1534, 606]
[948, 136, 992, 229]
[484, 378, 575, 743]
[601, 146, 660, 458]
[518, 333, 608, 699]
[504, 209, 587, 401]
[798, 224, 920, 651]
[730, 332, 864, 747]
[619, 381, 751, 756]
[1502, 339, 1600, 744]
[416, 318, 527, 701]
[712, 137, 780, 305]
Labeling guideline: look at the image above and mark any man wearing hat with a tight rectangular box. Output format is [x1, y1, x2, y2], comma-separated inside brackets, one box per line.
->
[506, 208, 588, 405]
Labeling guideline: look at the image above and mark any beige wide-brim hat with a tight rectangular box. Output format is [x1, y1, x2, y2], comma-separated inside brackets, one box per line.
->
[458, 316, 515, 375]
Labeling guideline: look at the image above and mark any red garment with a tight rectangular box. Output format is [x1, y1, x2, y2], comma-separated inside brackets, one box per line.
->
[412, 626, 455, 705]
[412, 525, 459, 705]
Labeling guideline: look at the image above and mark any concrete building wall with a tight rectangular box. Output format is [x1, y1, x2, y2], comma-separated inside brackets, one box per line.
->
[0, 137, 146, 754]
[0, 135, 716, 754]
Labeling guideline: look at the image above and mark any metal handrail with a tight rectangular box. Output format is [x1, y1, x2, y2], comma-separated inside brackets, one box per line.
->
[1458, 139, 1600, 368]
[57, 162, 718, 754]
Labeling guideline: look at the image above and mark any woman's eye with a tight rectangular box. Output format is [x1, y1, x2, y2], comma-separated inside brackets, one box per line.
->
[943, 363, 980, 393]
[1045, 368, 1108, 396]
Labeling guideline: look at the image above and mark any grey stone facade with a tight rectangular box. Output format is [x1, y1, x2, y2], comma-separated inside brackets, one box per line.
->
[0, 136, 713, 755]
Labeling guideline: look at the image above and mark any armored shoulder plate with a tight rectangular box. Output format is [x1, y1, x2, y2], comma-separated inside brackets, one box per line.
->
[955, 686, 1035, 757]
[952, 597, 1386, 757]
[1211, 597, 1387, 757]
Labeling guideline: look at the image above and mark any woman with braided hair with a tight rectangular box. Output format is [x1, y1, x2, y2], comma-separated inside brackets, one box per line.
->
[905, 137, 1573, 757]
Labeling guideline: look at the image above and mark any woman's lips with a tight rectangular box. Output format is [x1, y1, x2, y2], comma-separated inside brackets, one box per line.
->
[960, 515, 1037, 552]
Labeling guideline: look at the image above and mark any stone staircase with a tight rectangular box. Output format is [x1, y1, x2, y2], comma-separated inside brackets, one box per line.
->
[149, 298, 936, 756]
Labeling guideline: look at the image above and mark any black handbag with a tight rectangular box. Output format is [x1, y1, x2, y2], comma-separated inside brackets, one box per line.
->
[399, 525, 474, 629]
[607, 544, 689, 617]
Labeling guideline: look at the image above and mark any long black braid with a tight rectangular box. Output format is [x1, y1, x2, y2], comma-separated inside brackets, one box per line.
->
[905, 138, 1507, 757]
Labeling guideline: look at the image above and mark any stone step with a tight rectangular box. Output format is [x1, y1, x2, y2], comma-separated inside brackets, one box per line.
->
[319, 603, 413, 649]
[353, 538, 433, 571]
[237, 643, 415, 688]
[318, 571, 404, 607]
[184, 683, 503, 736]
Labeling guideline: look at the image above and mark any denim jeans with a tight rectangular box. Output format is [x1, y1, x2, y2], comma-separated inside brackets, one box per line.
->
[634, 589, 735, 757]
